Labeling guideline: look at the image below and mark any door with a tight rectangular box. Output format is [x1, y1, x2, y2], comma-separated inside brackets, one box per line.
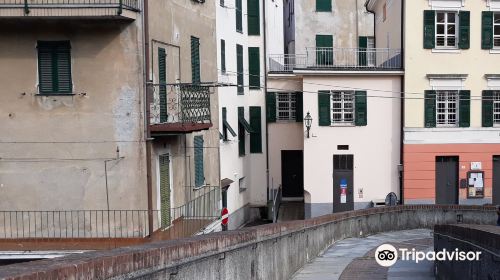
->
[435, 156, 459, 205]
[281, 150, 304, 198]
[315, 35, 333, 66]
[159, 154, 171, 228]
[332, 155, 354, 213]
[493, 156, 500, 204]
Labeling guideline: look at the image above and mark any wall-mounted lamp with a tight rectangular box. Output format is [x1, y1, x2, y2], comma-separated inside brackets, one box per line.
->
[304, 112, 312, 138]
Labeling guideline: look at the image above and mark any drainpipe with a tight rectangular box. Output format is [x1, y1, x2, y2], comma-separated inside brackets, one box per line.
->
[399, 0, 405, 204]
[263, 0, 269, 201]
[143, 0, 154, 237]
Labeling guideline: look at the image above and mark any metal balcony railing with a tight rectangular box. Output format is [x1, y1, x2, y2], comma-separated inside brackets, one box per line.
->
[268, 48, 402, 72]
[0, 0, 140, 17]
[149, 84, 212, 132]
[0, 187, 220, 239]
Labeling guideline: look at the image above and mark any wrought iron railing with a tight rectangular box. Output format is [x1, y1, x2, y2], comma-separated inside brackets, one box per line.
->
[268, 48, 402, 72]
[0, 0, 141, 15]
[0, 187, 220, 239]
[149, 84, 212, 126]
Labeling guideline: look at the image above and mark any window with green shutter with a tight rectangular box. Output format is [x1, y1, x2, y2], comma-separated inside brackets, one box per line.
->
[358, 36, 368, 66]
[247, 0, 260, 35]
[423, 10, 435, 49]
[250, 106, 262, 153]
[37, 41, 72, 94]
[221, 39, 226, 73]
[459, 90, 470, 127]
[318, 91, 331, 126]
[458, 11, 470, 49]
[194, 136, 204, 188]
[295, 92, 303, 122]
[236, 0, 242, 33]
[482, 90, 494, 127]
[238, 107, 246, 156]
[222, 107, 237, 141]
[482, 11, 494, 49]
[424, 90, 437, 128]
[266, 92, 276, 123]
[316, 0, 331, 12]
[248, 47, 260, 89]
[159, 154, 171, 227]
[237, 44, 244, 94]
[316, 35, 333, 66]
[355, 91, 367, 126]
[191, 36, 201, 84]
[158, 47, 167, 123]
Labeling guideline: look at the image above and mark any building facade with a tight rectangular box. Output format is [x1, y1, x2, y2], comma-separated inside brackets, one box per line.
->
[268, 0, 403, 218]
[401, 0, 500, 205]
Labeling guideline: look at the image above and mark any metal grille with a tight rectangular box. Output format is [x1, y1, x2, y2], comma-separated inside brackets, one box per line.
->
[276, 92, 296, 121]
[494, 91, 500, 125]
[436, 90, 458, 127]
[331, 91, 354, 124]
[436, 12, 457, 48]
[495, 13, 500, 48]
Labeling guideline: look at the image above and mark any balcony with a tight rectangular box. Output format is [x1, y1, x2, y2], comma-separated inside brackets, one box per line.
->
[0, 0, 140, 20]
[149, 84, 212, 135]
[268, 48, 402, 73]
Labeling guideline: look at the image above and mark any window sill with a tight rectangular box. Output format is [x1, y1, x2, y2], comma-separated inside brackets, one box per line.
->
[490, 49, 500, 54]
[330, 123, 356, 127]
[315, 10, 332, 12]
[36, 93, 75, 96]
[431, 49, 461, 53]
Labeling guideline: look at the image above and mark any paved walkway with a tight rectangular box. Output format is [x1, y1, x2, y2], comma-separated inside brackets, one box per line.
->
[291, 229, 435, 280]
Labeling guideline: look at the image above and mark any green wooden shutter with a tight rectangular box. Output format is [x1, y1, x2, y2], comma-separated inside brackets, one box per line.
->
[316, 35, 333, 65]
[159, 154, 171, 227]
[458, 11, 470, 49]
[358, 36, 368, 66]
[316, 0, 331, 12]
[423, 10, 436, 49]
[247, 0, 260, 35]
[482, 11, 494, 49]
[318, 91, 331, 126]
[238, 107, 245, 156]
[190, 36, 200, 84]
[295, 92, 303, 122]
[459, 90, 470, 127]
[482, 90, 494, 127]
[222, 107, 228, 141]
[248, 47, 260, 89]
[250, 106, 262, 153]
[37, 41, 72, 94]
[158, 47, 167, 123]
[221, 39, 226, 73]
[237, 44, 244, 94]
[424, 90, 436, 128]
[194, 136, 204, 187]
[355, 91, 367, 126]
[266, 92, 276, 123]
[236, 0, 242, 33]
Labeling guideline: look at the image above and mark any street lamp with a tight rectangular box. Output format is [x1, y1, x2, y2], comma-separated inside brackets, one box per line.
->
[304, 112, 312, 138]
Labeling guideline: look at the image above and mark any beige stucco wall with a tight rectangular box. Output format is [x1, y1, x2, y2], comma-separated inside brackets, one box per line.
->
[404, 0, 499, 128]
[294, 0, 374, 54]
[0, 20, 146, 210]
[370, 0, 402, 49]
[148, 0, 220, 210]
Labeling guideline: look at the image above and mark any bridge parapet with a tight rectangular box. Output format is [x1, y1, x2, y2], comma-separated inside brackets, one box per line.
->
[0, 205, 496, 280]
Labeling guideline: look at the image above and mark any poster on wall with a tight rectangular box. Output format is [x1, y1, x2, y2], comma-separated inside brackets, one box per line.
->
[340, 179, 347, 204]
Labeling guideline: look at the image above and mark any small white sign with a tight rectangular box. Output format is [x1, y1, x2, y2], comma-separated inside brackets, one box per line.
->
[471, 162, 482, 170]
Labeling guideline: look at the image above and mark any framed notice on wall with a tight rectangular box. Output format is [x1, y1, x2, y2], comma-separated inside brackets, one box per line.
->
[466, 171, 484, 198]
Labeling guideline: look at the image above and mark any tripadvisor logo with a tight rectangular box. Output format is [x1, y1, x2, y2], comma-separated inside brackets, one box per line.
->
[374, 244, 482, 267]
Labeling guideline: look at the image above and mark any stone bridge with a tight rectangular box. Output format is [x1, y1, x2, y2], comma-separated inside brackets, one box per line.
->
[0, 205, 496, 280]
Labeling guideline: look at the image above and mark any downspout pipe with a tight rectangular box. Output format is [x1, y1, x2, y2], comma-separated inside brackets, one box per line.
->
[263, 0, 269, 201]
[143, 0, 154, 237]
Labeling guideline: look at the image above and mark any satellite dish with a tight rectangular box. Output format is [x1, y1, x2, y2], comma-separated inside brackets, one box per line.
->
[385, 192, 398, 206]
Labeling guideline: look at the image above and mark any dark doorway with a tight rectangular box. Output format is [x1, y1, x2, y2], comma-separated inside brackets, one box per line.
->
[281, 150, 304, 198]
[493, 156, 500, 205]
[332, 155, 354, 213]
[435, 156, 459, 205]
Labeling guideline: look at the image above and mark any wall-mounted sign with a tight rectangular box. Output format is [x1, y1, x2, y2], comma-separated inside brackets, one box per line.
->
[340, 178, 347, 204]
[467, 171, 484, 198]
[470, 162, 482, 170]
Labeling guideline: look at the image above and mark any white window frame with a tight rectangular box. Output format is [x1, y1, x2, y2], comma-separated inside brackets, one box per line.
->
[276, 92, 297, 121]
[436, 90, 459, 127]
[330, 91, 355, 125]
[494, 13, 500, 49]
[435, 11, 458, 49]
[493, 91, 500, 126]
